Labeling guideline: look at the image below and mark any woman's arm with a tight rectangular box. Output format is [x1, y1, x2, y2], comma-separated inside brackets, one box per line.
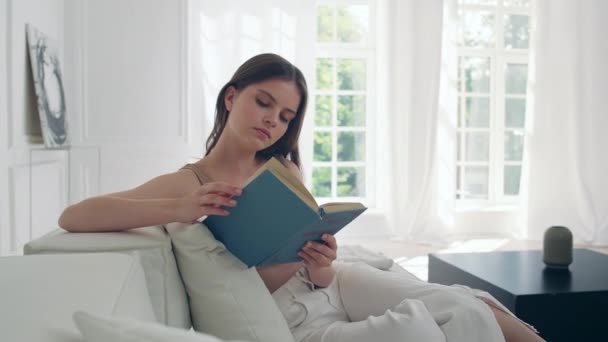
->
[59, 171, 241, 232]
[59, 196, 180, 232]
[299, 234, 338, 288]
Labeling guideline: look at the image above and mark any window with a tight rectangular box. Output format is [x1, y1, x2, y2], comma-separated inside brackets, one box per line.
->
[455, 0, 531, 203]
[312, 0, 374, 203]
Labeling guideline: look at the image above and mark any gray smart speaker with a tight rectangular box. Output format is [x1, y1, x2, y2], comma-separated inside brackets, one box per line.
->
[543, 226, 573, 269]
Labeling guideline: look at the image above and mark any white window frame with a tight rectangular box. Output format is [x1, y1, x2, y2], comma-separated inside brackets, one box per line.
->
[456, 1, 531, 208]
[311, 0, 377, 207]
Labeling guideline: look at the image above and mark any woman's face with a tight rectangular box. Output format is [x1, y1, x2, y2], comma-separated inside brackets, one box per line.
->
[224, 78, 300, 153]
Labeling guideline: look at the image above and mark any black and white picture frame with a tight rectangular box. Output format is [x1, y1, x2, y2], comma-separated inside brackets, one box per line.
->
[26, 24, 69, 148]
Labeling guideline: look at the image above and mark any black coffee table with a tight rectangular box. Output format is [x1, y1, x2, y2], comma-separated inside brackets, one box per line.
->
[428, 249, 608, 342]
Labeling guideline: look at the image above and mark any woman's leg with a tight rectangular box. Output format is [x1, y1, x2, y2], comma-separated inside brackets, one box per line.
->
[336, 262, 540, 342]
[304, 298, 446, 342]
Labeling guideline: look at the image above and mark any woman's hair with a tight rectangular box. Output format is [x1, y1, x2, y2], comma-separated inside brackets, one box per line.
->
[205, 53, 308, 168]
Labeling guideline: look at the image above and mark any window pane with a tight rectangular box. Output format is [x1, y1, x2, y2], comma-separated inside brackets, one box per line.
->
[314, 131, 332, 161]
[338, 166, 365, 197]
[504, 14, 530, 49]
[465, 132, 489, 161]
[505, 98, 526, 128]
[504, 165, 522, 195]
[337, 58, 366, 90]
[462, 11, 495, 48]
[505, 63, 527, 94]
[312, 167, 332, 197]
[464, 57, 491, 93]
[338, 131, 365, 161]
[338, 95, 366, 126]
[337, 5, 368, 43]
[505, 130, 524, 161]
[316, 58, 333, 90]
[464, 166, 488, 199]
[465, 97, 490, 127]
[317, 5, 334, 42]
[315, 95, 332, 126]
[504, 0, 530, 8]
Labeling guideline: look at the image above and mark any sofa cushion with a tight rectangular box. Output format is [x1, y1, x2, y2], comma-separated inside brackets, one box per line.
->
[23, 226, 190, 329]
[166, 222, 294, 342]
[0, 253, 156, 342]
[73, 311, 248, 342]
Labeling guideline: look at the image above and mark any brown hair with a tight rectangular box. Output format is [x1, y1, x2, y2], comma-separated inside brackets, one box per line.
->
[205, 53, 308, 168]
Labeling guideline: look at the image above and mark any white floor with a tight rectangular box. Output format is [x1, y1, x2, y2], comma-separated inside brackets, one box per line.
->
[337, 236, 608, 281]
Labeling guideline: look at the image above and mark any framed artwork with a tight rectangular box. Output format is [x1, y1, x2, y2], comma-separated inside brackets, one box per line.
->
[26, 24, 69, 148]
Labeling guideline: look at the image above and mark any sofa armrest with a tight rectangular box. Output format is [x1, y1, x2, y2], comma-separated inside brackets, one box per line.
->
[25, 226, 170, 254]
[24, 226, 191, 329]
[1, 253, 158, 342]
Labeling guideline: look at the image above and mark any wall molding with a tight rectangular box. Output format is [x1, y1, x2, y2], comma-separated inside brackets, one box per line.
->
[180, 0, 189, 145]
[6, 0, 13, 149]
[6, 148, 68, 254]
[1, 1, 10, 255]
[68, 145, 99, 203]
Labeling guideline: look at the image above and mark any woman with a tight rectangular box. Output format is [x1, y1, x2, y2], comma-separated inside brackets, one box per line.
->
[59, 53, 543, 342]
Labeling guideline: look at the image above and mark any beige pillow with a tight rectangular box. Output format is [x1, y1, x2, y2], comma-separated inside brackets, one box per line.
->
[73, 311, 246, 342]
[165, 222, 294, 342]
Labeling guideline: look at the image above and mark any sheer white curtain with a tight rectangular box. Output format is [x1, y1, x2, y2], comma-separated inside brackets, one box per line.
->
[190, 0, 316, 151]
[524, 0, 608, 245]
[388, 0, 458, 243]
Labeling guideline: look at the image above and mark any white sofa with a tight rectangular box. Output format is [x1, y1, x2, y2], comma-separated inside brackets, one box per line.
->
[2, 225, 398, 342]
[2, 226, 189, 342]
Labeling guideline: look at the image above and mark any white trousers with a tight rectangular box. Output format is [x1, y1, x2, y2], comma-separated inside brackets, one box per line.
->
[275, 263, 506, 342]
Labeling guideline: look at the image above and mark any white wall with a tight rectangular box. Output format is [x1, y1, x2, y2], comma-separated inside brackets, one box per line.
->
[64, 0, 199, 199]
[1, 0, 69, 255]
[0, 0, 198, 255]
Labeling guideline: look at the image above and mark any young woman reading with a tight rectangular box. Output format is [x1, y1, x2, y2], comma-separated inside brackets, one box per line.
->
[59, 53, 544, 342]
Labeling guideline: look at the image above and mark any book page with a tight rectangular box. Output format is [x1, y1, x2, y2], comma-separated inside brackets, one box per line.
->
[320, 202, 366, 214]
[259, 158, 318, 211]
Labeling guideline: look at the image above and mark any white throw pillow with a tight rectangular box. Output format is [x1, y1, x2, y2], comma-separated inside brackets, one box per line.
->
[73, 311, 246, 342]
[165, 222, 295, 342]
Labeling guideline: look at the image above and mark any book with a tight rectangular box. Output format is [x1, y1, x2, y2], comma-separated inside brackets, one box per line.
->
[203, 157, 367, 267]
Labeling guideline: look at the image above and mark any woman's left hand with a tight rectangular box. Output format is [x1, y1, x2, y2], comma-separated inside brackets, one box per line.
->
[298, 234, 337, 269]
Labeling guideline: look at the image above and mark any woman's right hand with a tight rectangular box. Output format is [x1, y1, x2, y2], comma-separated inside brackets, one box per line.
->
[174, 182, 242, 223]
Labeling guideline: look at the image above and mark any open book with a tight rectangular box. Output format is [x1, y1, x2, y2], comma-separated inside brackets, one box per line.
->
[203, 157, 366, 267]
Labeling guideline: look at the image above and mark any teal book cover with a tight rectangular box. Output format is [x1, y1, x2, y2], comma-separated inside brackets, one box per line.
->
[203, 160, 366, 267]
[257, 207, 367, 267]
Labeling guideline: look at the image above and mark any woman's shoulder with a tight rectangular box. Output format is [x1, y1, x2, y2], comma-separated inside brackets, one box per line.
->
[178, 163, 210, 186]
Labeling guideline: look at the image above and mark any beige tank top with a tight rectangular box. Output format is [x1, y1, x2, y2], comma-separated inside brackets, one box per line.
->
[180, 163, 211, 186]
[180, 156, 290, 186]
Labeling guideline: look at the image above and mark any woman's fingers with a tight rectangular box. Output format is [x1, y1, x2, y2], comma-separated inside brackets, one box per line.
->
[199, 193, 237, 207]
[321, 234, 337, 251]
[203, 206, 230, 216]
[197, 182, 242, 197]
[304, 241, 337, 261]
[298, 249, 317, 266]
[192, 182, 241, 210]
[300, 245, 331, 267]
